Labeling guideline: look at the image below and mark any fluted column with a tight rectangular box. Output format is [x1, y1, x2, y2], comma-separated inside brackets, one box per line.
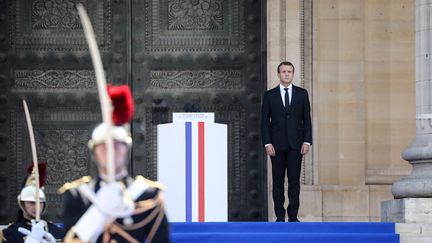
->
[392, 0, 432, 198]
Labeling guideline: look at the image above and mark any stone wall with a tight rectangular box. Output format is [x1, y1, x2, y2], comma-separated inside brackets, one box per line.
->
[266, 0, 415, 221]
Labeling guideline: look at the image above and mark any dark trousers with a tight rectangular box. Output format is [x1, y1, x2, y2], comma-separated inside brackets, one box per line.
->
[270, 147, 303, 221]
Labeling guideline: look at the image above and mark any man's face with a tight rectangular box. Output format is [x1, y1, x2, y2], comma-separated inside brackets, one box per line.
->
[23, 201, 45, 219]
[93, 141, 128, 175]
[278, 64, 294, 86]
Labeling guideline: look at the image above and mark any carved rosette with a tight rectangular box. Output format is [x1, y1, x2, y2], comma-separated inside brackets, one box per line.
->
[168, 0, 224, 30]
[32, 0, 80, 30]
[36, 129, 90, 184]
[9, 0, 111, 51]
[140, 0, 243, 52]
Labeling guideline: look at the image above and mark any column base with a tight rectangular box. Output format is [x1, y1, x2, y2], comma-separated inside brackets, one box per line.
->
[381, 198, 432, 223]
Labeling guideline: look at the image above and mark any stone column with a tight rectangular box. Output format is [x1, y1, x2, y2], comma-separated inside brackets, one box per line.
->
[381, 0, 432, 224]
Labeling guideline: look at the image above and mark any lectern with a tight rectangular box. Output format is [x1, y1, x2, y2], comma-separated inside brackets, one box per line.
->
[157, 113, 227, 222]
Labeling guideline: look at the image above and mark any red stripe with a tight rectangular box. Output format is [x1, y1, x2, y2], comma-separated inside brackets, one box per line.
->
[198, 122, 205, 222]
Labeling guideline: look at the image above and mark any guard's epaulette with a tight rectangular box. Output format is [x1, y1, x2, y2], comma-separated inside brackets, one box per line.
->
[0, 227, 5, 243]
[135, 175, 166, 190]
[57, 176, 92, 194]
[0, 223, 11, 243]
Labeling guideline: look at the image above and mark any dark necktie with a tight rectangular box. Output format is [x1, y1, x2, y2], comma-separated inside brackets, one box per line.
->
[284, 87, 289, 108]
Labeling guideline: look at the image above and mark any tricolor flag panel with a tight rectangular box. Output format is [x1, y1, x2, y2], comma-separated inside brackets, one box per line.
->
[157, 114, 227, 222]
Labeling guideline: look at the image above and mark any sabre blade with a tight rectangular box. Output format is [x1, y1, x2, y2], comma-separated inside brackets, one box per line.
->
[76, 4, 115, 183]
[22, 100, 41, 221]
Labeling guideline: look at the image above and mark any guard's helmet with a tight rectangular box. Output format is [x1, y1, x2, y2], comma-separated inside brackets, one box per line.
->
[17, 185, 47, 214]
[18, 185, 46, 202]
[18, 162, 48, 215]
[88, 123, 132, 150]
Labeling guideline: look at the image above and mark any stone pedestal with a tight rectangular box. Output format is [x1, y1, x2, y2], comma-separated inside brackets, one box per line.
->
[396, 223, 432, 243]
[382, 199, 432, 243]
[381, 198, 432, 223]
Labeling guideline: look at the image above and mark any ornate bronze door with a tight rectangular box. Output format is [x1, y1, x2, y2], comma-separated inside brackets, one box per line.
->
[0, 0, 267, 223]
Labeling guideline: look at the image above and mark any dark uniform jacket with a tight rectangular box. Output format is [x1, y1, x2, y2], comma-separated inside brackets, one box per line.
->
[0, 217, 64, 243]
[60, 176, 170, 243]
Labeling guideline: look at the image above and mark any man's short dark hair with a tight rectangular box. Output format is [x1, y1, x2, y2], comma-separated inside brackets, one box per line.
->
[277, 61, 295, 73]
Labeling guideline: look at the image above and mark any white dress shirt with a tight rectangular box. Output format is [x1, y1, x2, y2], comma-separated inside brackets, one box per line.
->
[280, 84, 292, 107]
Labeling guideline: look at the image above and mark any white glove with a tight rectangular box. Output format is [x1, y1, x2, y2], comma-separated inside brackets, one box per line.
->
[43, 231, 57, 243]
[74, 182, 134, 242]
[18, 220, 56, 243]
[95, 182, 126, 215]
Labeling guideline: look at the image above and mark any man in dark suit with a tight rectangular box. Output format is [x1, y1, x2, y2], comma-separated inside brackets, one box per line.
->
[261, 61, 312, 222]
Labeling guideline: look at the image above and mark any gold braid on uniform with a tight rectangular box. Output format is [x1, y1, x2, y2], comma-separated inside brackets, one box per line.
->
[146, 199, 165, 243]
[115, 192, 164, 231]
[104, 191, 165, 243]
[63, 227, 84, 243]
[103, 224, 139, 243]
[0, 228, 5, 243]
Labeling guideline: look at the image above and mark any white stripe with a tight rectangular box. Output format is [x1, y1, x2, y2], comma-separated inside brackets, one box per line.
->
[157, 123, 186, 222]
[205, 123, 228, 221]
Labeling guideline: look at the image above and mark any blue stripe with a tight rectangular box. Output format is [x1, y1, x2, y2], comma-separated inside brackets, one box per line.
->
[185, 122, 192, 222]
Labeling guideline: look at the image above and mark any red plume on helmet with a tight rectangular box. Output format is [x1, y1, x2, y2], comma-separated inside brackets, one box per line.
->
[26, 162, 47, 187]
[107, 84, 135, 125]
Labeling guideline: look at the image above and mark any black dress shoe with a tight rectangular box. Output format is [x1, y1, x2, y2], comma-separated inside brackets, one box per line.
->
[288, 218, 300, 222]
[275, 218, 285, 222]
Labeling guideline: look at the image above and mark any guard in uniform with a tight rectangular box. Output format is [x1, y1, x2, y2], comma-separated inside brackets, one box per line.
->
[1, 163, 64, 243]
[59, 85, 170, 243]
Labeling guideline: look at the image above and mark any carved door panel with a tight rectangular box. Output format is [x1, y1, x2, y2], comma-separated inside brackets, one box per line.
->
[0, 0, 266, 223]
[1, 0, 130, 222]
[130, 0, 267, 221]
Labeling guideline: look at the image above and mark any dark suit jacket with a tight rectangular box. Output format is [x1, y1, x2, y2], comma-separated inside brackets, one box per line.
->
[261, 85, 312, 150]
